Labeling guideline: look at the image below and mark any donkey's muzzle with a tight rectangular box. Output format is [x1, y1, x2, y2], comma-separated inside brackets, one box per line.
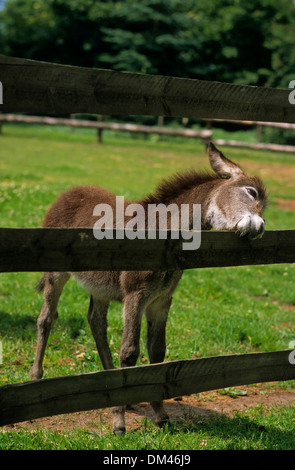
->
[236, 214, 265, 240]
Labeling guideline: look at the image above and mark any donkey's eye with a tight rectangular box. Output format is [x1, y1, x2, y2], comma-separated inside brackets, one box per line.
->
[246, 187, 258, 199]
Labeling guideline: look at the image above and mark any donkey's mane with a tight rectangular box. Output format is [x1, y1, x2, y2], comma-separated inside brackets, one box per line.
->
[142, 170, 218, 205]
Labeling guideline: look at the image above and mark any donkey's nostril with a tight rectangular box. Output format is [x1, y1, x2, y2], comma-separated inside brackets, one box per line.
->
[251, 215, 265, 238]
[236, 215, 251, 237]
[236, 214, 265, 239]
[249, 218, 265, 240]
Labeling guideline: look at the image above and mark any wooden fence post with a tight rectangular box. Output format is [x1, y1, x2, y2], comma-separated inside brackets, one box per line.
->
[257, 123, 262, 143]
[97, 115, 104, 144]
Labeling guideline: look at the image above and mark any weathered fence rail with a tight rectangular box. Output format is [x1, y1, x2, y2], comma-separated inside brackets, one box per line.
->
[206, 118, 295, 130]
[1, 55, 295, 123]
[0, 228, 294, 273]
[205, 118, 295, 152]
[1, 350, 294, 427]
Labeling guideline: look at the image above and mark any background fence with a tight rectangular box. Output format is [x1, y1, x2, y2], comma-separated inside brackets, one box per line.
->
[0, 55, 295, 426]
[2, 113, 295, 152]
[0, 113, 212, 145]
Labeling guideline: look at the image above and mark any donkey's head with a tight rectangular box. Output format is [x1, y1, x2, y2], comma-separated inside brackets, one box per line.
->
[206, 143, 267, 239]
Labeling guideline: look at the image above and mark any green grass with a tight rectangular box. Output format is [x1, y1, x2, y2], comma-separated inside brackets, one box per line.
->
[1, 404, 294, 450]
[0, 123, 295, 450]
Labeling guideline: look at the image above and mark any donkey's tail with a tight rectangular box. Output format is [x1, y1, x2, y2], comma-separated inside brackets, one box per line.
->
[35, 275, 46, 292]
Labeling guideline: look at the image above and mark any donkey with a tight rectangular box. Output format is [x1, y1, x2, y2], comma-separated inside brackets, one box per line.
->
[31, 143, 267, 434]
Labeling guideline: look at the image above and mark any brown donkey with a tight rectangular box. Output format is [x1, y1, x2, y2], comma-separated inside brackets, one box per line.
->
[31, 143, 267, 434]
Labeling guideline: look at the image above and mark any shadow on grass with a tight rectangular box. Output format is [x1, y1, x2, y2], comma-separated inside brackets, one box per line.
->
[125, 399, 295, 449]
[171, 411, 295, 449]
[0, 311, 36, 338]
[0, 309, 90, 341]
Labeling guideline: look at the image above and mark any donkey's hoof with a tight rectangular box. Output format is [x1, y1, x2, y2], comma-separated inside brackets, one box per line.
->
[30, 367, 43, 381]
[113, 427, 126, 436]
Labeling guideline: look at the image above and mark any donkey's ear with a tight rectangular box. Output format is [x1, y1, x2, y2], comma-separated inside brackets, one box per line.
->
[208, 142, 244, 179]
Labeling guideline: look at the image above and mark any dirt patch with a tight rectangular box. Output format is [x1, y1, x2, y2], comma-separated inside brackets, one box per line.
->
[3, 385, 295, 434]
[275, 198, 295, 212]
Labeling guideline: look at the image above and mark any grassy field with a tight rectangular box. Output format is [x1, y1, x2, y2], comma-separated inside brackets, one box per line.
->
[0, 123, 295, 450]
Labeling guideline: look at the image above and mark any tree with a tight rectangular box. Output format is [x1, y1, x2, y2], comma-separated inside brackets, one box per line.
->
[0, 0, 200, 76]
[187, 0, 295, 86]
[1, 0, 294, 87]
[92, 0, 202, 77]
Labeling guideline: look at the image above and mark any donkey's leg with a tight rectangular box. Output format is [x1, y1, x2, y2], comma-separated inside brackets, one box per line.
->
[145, 296, 172, 427]
[112, 292, 145, 435]
[31, 272, 70, 380]
[87, 295, 114, 370]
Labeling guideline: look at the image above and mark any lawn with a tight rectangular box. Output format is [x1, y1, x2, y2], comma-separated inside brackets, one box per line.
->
[0, 123, 295, 450]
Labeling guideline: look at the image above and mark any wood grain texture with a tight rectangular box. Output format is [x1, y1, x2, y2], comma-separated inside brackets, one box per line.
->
[0, 350, 294, 426]
[1, 55, 294, 122]
[0, 228, 294, 272]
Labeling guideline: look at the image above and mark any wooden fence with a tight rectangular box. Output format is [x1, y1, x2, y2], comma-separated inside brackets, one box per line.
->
[0, 228, 295, 273]
[205, 118, 295, 152]
[0, 113, 212, 144]
[2, 113, 295, 152]
[0, 55, 295, 427]
[1, 55, 294, 122]
[1, 349, 294, 426]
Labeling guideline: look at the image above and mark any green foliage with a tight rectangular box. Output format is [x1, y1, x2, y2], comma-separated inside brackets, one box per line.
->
[261, 126, 295, 146]
[1, 0, 295, 86]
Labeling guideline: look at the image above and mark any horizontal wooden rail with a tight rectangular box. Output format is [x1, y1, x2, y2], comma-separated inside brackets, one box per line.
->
[0, 228, 294, 272]
[205, 118, 295, 130]
[0, 349, 294, 426]
[214, 139, 295, 153]
[1, 55, 294, 122]
[2, 114, 294, 152]
[0, 113, 212, 141]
